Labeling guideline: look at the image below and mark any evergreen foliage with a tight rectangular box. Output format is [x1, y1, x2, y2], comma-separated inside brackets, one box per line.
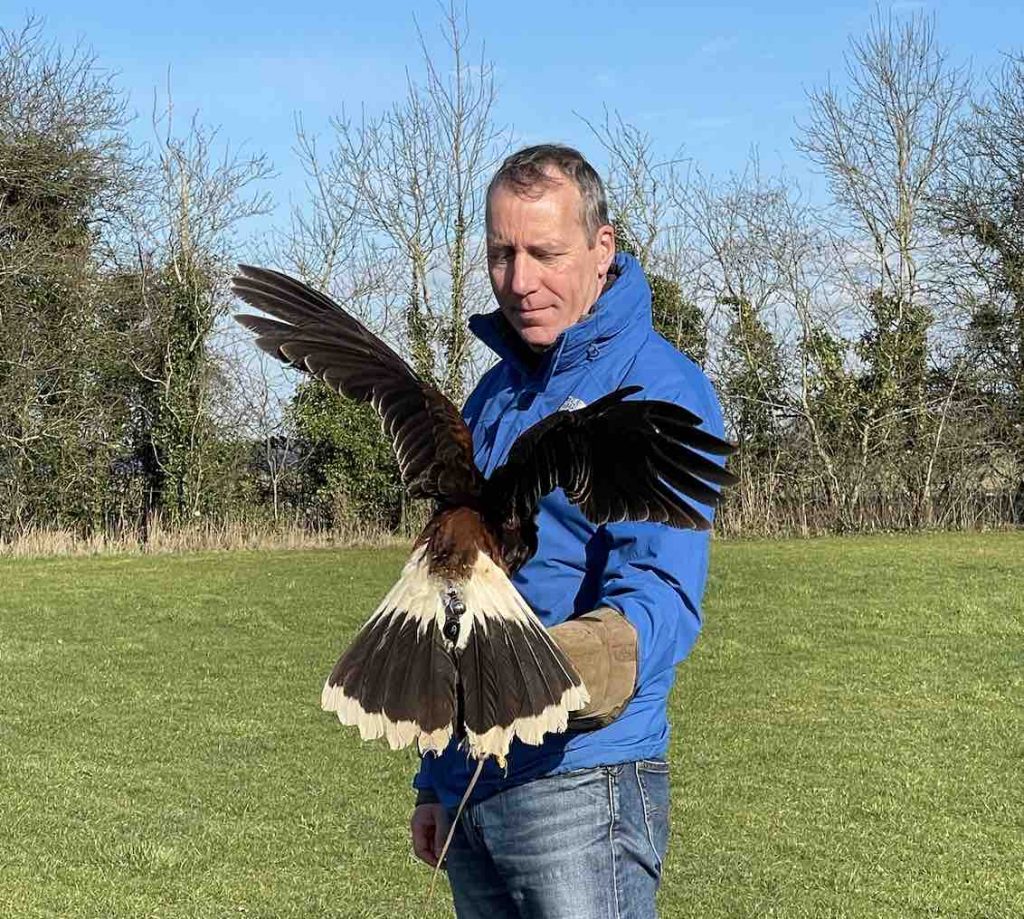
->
[289, 380, 404, 530]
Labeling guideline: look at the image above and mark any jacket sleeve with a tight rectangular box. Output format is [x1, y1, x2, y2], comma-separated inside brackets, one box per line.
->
[594, 520, 711, 688]
[594, 371, 725, 689]
[412, 758, 434, 796]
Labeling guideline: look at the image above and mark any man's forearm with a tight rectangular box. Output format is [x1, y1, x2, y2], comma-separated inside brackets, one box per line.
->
[550, 607, 638, 730]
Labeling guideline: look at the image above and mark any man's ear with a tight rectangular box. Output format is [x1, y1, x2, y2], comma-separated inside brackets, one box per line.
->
[594, 224, 616, 279]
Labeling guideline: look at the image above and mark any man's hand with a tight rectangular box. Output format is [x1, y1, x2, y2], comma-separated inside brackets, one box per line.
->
[411, 803, 450, 868]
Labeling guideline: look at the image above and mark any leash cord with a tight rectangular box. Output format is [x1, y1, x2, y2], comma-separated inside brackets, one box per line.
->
[426, 757, 486, 905]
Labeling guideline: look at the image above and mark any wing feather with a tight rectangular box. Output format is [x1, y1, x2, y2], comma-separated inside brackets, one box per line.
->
[231, 265, 482, 502]
[484, 386, 738, 565]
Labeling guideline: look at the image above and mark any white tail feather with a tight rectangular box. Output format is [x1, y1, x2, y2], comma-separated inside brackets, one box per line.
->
[321, 545, 589, 764]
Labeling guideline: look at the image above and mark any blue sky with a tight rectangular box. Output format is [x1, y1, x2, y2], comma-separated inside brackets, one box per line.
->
[21, 0, 1024, 229]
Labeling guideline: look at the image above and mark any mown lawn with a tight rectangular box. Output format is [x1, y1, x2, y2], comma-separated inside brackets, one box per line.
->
[0, 533, 1021, 918]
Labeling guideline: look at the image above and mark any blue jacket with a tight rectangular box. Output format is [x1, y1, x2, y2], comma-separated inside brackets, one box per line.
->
[414, 253, 725, 809]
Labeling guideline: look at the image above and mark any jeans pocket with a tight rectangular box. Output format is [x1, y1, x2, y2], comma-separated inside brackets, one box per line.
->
[552, 764, 602, 779]
[634, 762, 670, 873]
[551, 763, 624, 781]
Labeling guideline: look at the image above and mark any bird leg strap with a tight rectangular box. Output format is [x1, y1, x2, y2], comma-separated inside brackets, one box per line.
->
[442, 583, 466, 643]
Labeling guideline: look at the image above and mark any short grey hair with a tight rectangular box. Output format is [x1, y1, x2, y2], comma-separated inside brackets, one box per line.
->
[486, 144, 610, 243]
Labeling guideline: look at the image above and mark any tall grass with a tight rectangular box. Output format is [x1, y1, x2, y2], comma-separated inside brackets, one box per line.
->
[0, 513, 410, 559]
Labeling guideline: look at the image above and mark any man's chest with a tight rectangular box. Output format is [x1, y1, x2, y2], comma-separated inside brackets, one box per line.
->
[470, 361, 637, 477]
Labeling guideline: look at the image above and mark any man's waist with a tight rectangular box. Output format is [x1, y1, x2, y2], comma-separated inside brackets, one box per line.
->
[419, 696, 672, 810]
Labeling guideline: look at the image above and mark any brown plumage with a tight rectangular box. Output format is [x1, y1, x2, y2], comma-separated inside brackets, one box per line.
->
[231, 264, 737, 766]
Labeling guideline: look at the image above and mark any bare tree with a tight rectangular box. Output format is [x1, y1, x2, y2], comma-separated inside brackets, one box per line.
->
[584, 110, 681, 265]
[128, 92, 273, 528]
[285, 1, 507, 403]
[796, 12, 967, 308]
[212, 339, 307, 524]
[796, 11, 970, 523]
[0, 17, 139, 537]
[582, 113, 710, 365]
[933, 53, 1024, 424]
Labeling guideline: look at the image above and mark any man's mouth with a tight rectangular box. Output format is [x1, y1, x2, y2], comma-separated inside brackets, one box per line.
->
[514, 303, 553, 317]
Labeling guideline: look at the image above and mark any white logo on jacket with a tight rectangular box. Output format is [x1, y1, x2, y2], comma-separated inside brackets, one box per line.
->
[557, 396, 587, 412]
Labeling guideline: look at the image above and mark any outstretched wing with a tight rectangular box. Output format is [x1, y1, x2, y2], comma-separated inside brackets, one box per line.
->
[484, 386, 737, 543]
[231, 265, 482, 503]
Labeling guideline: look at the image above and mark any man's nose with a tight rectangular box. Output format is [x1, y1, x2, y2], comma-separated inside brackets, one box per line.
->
[508, 251, 540, 298]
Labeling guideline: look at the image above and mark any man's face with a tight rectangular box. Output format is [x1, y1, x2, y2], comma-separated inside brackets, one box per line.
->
[486, 173, 615, 350]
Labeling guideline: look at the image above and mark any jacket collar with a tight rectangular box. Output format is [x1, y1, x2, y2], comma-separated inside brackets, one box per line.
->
[469, 252, 651, 387]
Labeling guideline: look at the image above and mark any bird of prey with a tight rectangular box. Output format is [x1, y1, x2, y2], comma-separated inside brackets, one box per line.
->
[231, 265, 736, 767]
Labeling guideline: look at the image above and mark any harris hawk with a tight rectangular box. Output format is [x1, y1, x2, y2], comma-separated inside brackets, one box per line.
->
[231, 264, 737, 768]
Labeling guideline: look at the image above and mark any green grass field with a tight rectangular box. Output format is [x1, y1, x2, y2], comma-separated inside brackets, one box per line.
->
[1, 533, 1021, 918]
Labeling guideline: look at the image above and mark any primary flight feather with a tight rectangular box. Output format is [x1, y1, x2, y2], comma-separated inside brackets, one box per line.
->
[232, 264, 737, 766]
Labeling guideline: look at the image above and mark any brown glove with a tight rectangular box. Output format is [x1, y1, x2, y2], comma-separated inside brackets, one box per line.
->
[550, 608, 638, 731]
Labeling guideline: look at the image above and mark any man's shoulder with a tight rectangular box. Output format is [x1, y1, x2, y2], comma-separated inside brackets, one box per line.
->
[467, 359, 512, 402]
[631, 329, 704, 377]
[462, 358, 513, 424]
[622, 332, 721, 426]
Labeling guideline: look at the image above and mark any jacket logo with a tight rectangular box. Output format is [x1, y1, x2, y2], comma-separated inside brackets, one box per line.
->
[558, 396, 588, 412]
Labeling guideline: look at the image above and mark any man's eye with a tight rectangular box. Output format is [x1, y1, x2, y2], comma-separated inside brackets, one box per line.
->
[530, 249, 563, 263]
[488, 250, 511, 264]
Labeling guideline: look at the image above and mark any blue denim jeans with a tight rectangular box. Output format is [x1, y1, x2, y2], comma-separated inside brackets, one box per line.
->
[444, 759, 670, 918]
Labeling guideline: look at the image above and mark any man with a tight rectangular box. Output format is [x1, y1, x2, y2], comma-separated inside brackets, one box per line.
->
[409, 145, 725, 918]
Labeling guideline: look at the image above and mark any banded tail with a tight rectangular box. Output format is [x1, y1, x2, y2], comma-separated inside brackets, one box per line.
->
[321, 545, 589, 765]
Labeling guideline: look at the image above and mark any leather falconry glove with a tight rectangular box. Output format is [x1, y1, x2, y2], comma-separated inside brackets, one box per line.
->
[550, 608, 638, 731]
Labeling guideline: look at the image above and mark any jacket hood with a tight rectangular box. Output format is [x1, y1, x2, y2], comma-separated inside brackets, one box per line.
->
[468, 252, 652, 386]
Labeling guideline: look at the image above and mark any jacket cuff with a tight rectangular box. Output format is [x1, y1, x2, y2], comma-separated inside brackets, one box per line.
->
[415, 786, 440, 806]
